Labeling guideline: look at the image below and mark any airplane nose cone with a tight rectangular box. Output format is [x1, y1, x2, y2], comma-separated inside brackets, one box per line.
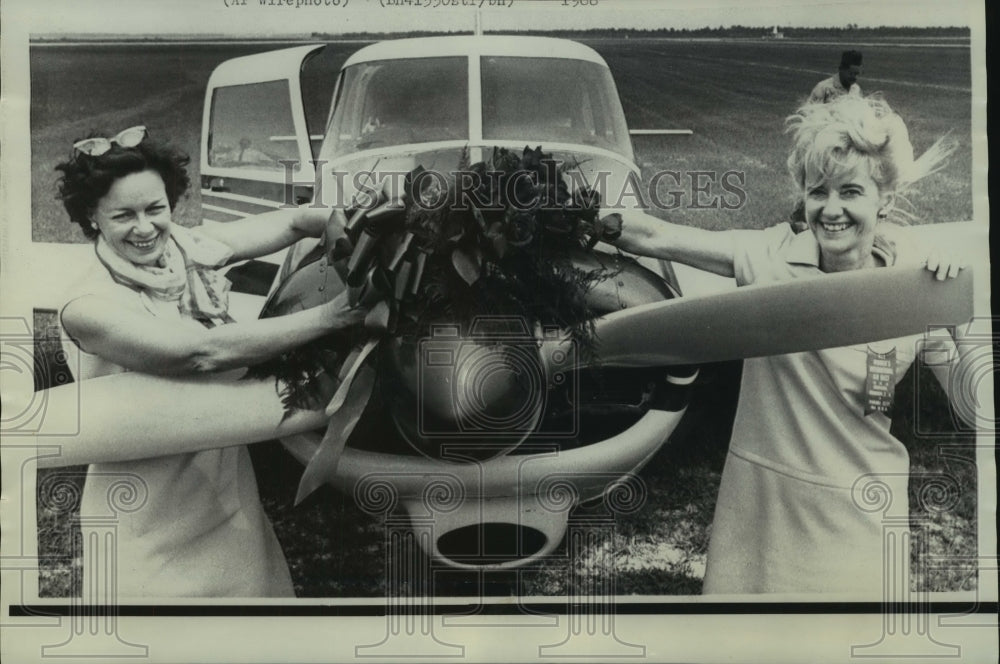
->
[452, 342, 545, 430]
[380, 335, 544, 461]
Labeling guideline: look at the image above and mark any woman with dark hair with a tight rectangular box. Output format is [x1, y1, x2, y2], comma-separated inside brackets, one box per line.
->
[56, 127, 363, 597]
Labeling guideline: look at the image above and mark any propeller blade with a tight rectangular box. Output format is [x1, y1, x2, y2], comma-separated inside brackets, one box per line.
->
[23, 374, 326, 468]
[593, 266, 973, 366]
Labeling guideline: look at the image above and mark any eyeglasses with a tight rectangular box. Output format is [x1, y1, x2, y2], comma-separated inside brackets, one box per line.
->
[73, 126, 147, 156]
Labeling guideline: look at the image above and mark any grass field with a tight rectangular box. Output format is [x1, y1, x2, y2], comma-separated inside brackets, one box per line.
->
[30, 38, 972, 241]
[27, 36, 977, 598]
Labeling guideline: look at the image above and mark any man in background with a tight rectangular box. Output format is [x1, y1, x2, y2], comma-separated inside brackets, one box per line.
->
[809, 50, 863, 103]
[791, 50, 865, 228]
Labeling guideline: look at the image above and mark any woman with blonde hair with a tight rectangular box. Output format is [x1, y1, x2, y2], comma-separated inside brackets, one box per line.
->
[612, 94, 964, 593]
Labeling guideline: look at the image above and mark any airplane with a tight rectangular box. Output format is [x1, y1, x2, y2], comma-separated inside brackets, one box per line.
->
[20, 35, 982, 573]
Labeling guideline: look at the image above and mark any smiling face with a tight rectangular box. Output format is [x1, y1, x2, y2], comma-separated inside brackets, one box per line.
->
[92, 170, 173, 265]
[803, 160, 889, 272]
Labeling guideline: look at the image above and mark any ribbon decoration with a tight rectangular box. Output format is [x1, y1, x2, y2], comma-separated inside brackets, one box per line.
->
[294, 365, 376, 505]
[328, 149, 623, 331]
[277, 147, 626, 497]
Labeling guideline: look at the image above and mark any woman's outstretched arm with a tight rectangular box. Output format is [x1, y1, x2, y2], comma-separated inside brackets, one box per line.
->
[198, 205, 332, 262]
[610, 210, 738, 278]
[62, 290, 365, 375]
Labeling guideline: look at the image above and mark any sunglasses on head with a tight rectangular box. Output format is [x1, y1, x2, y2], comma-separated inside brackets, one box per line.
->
[73, 126, 147, 156]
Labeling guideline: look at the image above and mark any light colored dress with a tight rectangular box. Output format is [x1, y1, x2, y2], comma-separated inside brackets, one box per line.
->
[59, 234, 294, 598]
[702, 223, 933, 594]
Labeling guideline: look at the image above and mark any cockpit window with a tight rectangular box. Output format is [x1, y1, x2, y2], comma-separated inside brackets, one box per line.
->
[481, 56, 633, 160]
[323, 57, 468, 159]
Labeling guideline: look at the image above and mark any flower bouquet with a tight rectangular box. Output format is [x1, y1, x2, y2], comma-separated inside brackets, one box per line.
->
[247, 146, 638, 501]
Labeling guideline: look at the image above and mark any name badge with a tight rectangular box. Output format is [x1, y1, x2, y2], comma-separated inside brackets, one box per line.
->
[865, 345, 897, 415]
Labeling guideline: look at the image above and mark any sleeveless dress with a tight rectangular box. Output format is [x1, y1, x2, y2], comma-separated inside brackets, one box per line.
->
[59, 243, 294, 598]
[701, 223, 940, 595]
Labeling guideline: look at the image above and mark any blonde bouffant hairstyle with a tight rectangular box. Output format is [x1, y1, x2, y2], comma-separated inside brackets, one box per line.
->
[785, 94, 954, 224]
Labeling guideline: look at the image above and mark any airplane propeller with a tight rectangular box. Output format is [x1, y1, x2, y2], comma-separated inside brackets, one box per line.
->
[589, 265, 973, 366]
[21, 264, 973, 472]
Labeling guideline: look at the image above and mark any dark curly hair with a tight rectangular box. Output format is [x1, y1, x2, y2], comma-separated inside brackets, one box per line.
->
[55, 135, 191, 240]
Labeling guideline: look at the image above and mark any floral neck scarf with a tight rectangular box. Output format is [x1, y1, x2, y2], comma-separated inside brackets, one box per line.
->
[95, 225, 236, 327]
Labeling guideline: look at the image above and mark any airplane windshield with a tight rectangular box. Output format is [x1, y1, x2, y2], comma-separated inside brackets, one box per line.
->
[324, 57, 468, 159]
[481, 56, 633, 161]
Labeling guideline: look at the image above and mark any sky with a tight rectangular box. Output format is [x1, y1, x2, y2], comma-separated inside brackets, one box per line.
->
[2, 0, 976, 36]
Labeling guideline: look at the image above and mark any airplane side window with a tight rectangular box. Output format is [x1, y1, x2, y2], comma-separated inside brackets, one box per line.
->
[208, 81, 302, 171]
